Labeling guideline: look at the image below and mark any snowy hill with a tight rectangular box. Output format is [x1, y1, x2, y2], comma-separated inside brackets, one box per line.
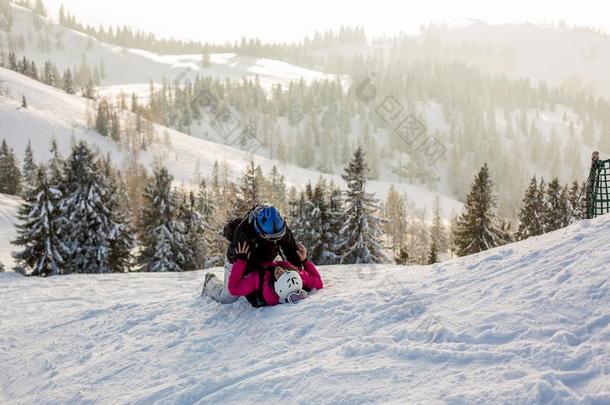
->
[437, 22, 610, 98]
[1, 214, 609, 403]
[0, 65, 463, 217]
[1, 4, 335, 90]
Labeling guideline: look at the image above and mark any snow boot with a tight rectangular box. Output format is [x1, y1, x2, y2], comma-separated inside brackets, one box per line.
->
[201, 272, 216, 295]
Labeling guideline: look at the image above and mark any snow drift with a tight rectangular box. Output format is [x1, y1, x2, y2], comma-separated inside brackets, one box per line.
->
[1, 215, 608, 403]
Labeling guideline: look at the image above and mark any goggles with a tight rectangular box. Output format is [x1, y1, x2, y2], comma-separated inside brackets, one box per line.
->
[286, 290, 308, 304]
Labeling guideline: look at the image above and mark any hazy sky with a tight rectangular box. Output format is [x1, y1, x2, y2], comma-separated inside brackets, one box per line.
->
[43, 0, 610, 44]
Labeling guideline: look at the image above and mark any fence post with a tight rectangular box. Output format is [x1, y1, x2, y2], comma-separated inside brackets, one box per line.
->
[586, 151, 600, 219]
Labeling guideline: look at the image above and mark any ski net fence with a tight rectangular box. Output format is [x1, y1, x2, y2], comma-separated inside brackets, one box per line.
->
[586, 152, 610, 219]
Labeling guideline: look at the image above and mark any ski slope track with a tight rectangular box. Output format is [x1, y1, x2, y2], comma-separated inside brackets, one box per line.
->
[1, 215, 609, 404]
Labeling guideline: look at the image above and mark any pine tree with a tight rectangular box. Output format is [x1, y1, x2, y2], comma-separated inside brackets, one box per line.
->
[0, 140, 22, 195]
[337, 147, 387, 264]
[544, 178, 570, 232]
[62, 69, 75, 94]
[383, 185, 408, 255]
[568, 181, 584, 222]
[21, 95, 27, 108]
[454, 163, 508, 256]
[22, 140, 37, 192]
[430, 196, 447, 255]
[83, 78, 96, 99]
[100, 156, 135, 273]
[58, 142, 117, 273]
[178, 191, 208, 270]
[48, 137, 63, 186]
[12, 166, 67, 276]
[428, 241, 438, 265]
[516, 176, 545, 240]
[96, 99, 110, 136]
[139, 167, 187, 272]
[234, 160, 263, 215]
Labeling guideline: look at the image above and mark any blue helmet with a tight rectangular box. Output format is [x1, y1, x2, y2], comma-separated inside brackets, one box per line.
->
[250, 204, 286, 241]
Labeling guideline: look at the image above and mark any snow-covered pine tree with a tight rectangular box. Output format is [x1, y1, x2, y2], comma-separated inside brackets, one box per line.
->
[48, 137, 63, 186]
[383, 185, 408, 255]
[568, 180, 585, 222]
[22, 140, 37, 192]
[428, 241, 438, 265]
[516, 176, 546, 240]
[58, 142, 117, 273]
[290, 186, 313, 244]
[337, 147, 388, 264]
[454, 163, 508, 256]
[138, 167, 188, 272]
[326, 180, 344, 264]
[544, 178, 570, 232]
[309, 177, 340, 265]
[62, 69, 75, 94]
[430, 196, 448, 255]
[99, 156, 135, 273]
[195, 178, 224, 267]
[178, 191, 208, 270]
[12, 165, 67, 276]
[96, 99, 111, 136]
[0, 139, 22, 195]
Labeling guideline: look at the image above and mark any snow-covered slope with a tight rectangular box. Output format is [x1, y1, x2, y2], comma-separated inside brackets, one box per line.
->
[2, 4, 335, 90]
[0, 193, 20, 269]
[437, 22, 610, 98]
[1, 215, 609, 403]
[0, 65, 463, 217]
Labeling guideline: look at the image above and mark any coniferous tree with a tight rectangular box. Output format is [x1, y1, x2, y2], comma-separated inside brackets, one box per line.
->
[178, 191, 208, 270]
[516, 176, 546, 240]
[62, 69, 75, 94]
[568, 181, 584, 222]
[430, 196, 447, 255]
[139, 167, 188, 272]
[0, 140, 22, 195]
[544, 178, 570, 232]
[22, 140, 37, 192]
[428, 241, 438, 265]
[337, 147, 387, 264]
[454, 163, 507, 256]
[21, 95, 27, 108]
[309, 177, 340, 264]
[99, 156, 135, 273]
[234, 160, 264, 215]
[12, 166, 67, 276]
[96, 99, 111, 136]
[58, 142, 117, 273]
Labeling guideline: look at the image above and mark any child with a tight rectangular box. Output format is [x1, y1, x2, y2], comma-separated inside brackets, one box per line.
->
[203, 243, 323, 307]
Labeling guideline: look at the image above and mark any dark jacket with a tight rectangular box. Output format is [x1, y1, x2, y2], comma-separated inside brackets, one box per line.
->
[226, 215, 301, 270]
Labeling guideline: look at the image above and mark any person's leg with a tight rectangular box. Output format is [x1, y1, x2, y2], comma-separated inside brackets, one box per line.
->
[219, 259, 240, 304]
[202, 260, 240, 304]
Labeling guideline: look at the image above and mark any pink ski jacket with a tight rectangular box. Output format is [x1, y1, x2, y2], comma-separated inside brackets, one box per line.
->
[228, 259, 324, 306]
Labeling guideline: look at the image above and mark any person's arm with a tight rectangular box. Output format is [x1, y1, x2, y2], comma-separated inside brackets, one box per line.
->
[294, 243, 323, 290]
[227, 242, 257, 296]
[300, 259, 324, 290]
[227, 260, 258, 296]
[279, 225, 302, 268]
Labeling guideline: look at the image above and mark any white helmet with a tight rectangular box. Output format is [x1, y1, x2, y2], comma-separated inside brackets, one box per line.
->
[274, 271, 303, 303]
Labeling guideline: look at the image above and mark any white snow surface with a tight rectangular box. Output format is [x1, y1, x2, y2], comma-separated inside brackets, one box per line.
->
[1, 215, 609, 404]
